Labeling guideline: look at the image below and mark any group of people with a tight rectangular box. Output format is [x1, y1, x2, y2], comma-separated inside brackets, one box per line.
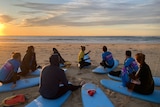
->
[107, 48, 154, 95]
[0, 45, 155, 101]
[78, 45, 154, 95]
[0, 46, 39, 88]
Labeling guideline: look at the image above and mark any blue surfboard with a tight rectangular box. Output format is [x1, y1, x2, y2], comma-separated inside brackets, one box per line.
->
[92, 59, 119, 74]
[108, 74, 160, 87]
[84, 54, 91, 63]
[25, 91, 71, 107]
[0, 77, 39, 93]
[81, 83, 114, 107]
[18, 68, 67, 76]
[100, 79, 160, 104]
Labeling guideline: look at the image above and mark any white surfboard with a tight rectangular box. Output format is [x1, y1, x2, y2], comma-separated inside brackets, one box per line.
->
[81, 83, 114, 107]
[108, 74, 160, 87]
[25, 91, 71, 107]
[92, 59, 119, 74]
[0, 77, 39, 93]
[100, 79, 160, 104]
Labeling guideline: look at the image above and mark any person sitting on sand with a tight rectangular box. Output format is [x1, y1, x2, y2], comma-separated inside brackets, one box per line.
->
[127, 53, 154, 95]
[0, 52, 21, 88]
[52, 48, 71, 67]
[39, 54, 85, 99]
[19, 46, 40, 76]
[109, 50, 139, 86]
[100, 46, 114, 68]
[78, 46, 91, 69]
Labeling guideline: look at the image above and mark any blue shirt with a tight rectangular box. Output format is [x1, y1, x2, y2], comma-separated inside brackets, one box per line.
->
[102, 51, 114, 66]
[0, 59, 20, 82]
[121, 57, 139, 86]
[124, 57, 139, 73]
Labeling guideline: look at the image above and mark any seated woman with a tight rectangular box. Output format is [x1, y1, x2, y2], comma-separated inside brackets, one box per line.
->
[78, 46, 91, 69]
[127, 53, 154, 95]
[39, 54, 85, 99]
[19, 46, 39, 76]
[0, 52, 21, 88]
[100, 46, 114, 68]
[52, 48, 71, 67]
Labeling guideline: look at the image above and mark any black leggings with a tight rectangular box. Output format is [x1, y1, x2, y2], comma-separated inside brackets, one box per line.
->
[100, 60, 114, 68]
[44, 84, 81, 99]
[79, 61, 91, 69]
[127, 82, 154, 95]
[1, 74, 20, 84]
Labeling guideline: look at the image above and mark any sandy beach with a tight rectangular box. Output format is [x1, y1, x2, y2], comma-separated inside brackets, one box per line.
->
[0, 43, 160, 107]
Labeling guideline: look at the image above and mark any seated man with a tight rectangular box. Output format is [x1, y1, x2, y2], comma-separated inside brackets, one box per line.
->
[100, 46, 114, 68]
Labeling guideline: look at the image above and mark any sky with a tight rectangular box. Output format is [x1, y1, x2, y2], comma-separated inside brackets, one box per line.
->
[0, 0, 160, 36]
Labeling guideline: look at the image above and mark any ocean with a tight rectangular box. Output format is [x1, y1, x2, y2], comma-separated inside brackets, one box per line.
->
[0, 36, 159, 44]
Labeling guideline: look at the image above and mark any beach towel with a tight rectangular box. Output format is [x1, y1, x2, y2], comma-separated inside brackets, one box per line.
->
[1, 94, 26, 106]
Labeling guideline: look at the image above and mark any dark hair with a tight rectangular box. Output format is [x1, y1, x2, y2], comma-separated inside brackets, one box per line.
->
[103, 46, 107, 52]
[53, 48, 58, 53]
[126, 50, 131, 57]
[81, 46, 85, 50]
[12, 52, 21, 59]
[27, 46, 34, 53]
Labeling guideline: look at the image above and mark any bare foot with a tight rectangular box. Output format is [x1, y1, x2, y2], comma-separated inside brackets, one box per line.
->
[80, 80, 86, 86]
[0, 82, 3, 86]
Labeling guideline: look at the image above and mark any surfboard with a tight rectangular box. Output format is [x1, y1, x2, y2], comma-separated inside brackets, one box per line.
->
[84, 54, 91, 63]
[108, 74, 160, 87]
[25, 91, 71, 107]
[153, 77, 160, 87]
[107, 73, 122, 81]
[0, 77, 39, 93]
[78, 54, 91, 69]
[92, 59, 119, 74]
[81, 83, 114, 107]
[100, 79, 160, 104]
[30, 69, 42, 76]
[18, 68, 67, 76]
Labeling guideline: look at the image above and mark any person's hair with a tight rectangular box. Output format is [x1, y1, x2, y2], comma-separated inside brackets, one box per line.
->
[81, 46, 85, 51]
[12, 52, 21, 59]
[103, 46, 107, 52]
[53, 48, 58, 53]
[135, 53, 145, 65]
[27, 46, 34, 53]
[126, 50, 131, 57]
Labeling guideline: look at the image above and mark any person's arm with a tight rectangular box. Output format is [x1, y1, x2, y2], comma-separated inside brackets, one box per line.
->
[59, 69, 68, 86]
[85, 50, 91, 55]
[129, 68, 140, 80]
[11, 72, 18, 88]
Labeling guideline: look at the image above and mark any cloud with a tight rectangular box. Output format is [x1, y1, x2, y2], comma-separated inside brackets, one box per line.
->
[14, 0, 160, 27]
[0, 14, 14, 23]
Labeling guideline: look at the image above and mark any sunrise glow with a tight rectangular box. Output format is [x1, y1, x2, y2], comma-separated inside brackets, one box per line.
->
[0, 23, 5, 36]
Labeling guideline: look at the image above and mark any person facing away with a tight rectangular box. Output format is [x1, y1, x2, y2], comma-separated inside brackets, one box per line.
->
[52, 48, 65, 65]
[19, 46, 38, 76]
[109, 50, 139, 86]
[78, 46, 91, 69]
[0, 52, 21, 88]
[100, 46, 114, 68]
[39, 54, 84, 99]
[127, 53, 154, 95]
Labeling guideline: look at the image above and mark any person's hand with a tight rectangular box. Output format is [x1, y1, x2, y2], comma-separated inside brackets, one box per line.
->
[11, 84, 16, 89]
[88, 50, 91, 54]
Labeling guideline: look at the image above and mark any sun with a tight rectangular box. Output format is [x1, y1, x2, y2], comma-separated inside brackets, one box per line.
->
[0, 23, 5, 35]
